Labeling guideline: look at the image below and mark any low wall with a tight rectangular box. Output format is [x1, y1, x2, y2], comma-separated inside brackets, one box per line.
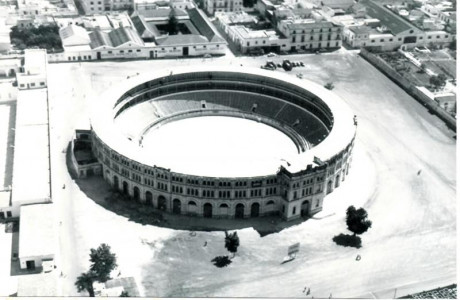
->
[360, 48, 456, 132]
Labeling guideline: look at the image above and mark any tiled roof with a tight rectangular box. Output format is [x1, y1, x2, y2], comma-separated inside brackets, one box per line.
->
[188, 8, 226, 43]
[109, 27, 144, 47]
[89, 27, 144, 48]
[157, 34, 208, 45]
[362, 0, 420, 35]
[131, 14, 162, 38]
[138, 7, 188, 19]
[89, 29, 112, 48]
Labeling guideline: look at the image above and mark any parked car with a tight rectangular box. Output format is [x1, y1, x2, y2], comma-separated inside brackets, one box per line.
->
[282, 59, 293, 71]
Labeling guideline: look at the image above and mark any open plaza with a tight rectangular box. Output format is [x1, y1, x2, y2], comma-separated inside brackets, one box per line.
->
[9, 50, 449, 297]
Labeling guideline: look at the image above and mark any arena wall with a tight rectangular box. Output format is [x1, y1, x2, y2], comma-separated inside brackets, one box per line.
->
[89, 68, 356, 222]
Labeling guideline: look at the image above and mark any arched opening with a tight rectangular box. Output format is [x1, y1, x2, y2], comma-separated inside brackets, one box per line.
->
[301, 200, 309, 216]
[173, 199, 181, 214]
[335, 174, 340, 188]
[219, 203, 229, 216]
[158, 195, 167, 211]
[133, 186, 140, 201]
[113, 175, 119, 190]
[327, 180, 332, 194]
[203, 203, 213, 218]
[145, 191, 153, 206]
[122, 181, 129, 195]
[188, 201, 197, 214]
[250, 203, 260, 217]
[235, 203, 245, 219]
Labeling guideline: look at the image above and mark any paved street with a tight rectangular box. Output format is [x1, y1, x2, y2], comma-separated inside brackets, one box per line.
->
[43, 50, 456, 297]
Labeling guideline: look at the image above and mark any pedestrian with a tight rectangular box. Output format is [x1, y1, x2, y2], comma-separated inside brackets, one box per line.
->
[204, 241, 207, 247]
[303, 287, 306, 293]
[329, 293, 332, 298]
[307, 288, 310, 295]
[356, 254, 361, 261]
[62, 184, 66, 189]
[417, 170, 422, 175]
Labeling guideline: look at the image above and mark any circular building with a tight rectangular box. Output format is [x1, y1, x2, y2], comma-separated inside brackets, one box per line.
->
[89, 66, 357, 221]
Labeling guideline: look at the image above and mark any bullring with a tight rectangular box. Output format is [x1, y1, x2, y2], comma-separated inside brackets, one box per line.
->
[89, 66, 357, 221]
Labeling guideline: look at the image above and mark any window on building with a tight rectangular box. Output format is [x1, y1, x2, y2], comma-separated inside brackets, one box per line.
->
[128, 50, 132, 52]
[380, 39, 384, 42]
[389, 38, 393, 41]
[292, 206, 296, 215]
[436, 35, 440, 38]
[108, 51, 112, 54]
[428, 36, 432, 39]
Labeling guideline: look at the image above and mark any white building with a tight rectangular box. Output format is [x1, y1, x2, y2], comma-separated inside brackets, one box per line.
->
[278, 18, 343, 51]
[18, 204, 57, 270]
[205, 0, 243, 16]
[80, 0, 134, 14]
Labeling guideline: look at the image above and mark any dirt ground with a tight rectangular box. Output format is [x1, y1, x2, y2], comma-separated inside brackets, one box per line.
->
[45, 51, 456, 298]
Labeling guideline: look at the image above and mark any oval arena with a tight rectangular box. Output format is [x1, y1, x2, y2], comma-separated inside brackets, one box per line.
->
[88, 67, 357, 221]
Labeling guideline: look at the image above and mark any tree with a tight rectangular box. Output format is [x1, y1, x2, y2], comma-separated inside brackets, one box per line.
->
[224, 231, 240, 257]
[167, 13, 179, 35]
[346, 206, 372, 236]
[89, 243, 118, 283]
[430, 74, 448, 90]
[120, 291, 130, 297]
[418, 63, 427, 74]
[75, 271, 96, 297]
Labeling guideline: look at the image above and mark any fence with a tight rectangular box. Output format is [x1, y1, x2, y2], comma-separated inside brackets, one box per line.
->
[360, 48, 456, 132]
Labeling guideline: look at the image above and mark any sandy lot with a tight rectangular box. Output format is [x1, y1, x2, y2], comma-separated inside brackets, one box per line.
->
[45, 51, 456, 298]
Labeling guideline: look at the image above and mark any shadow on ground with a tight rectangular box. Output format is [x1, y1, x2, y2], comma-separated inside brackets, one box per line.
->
[332, 233, 362, 248]
[73, 176, 309, 237]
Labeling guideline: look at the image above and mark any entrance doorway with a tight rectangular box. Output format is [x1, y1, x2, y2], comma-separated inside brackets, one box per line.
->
[203, 203, 212, 218]
[158, 196, 167, 211]
[250, 203, 260, 217]
[26, 260, 35, 270]
[182, 47, 189, 56]
[235, 203, 244, 219]
[97, 52, 101, 60]
[173, 199, 181, 214]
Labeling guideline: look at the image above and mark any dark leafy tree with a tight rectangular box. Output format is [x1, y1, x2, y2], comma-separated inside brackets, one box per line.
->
[75, 271, 96, 297]
[224, 231, 240, 257]
[167, 13, 179, 35]
[120, 291, 130, 297]
[211, 256, 232, 268]
[243, 0, 256, 7]
[346, 206, 372, 236]
[89, 243, 118, 283]
[430, 74, 448, 90]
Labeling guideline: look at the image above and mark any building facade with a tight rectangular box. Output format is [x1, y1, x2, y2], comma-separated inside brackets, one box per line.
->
[87, 67, 357, 222]
[205, 0, 243, 16]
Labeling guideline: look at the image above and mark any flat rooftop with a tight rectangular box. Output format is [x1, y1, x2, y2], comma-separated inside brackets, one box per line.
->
[19, 203, 56, 259]
[12, 88, 51, 205]
[24, 49, 47, 75]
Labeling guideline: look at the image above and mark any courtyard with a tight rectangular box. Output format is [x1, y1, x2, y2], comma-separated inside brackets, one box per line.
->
[45, 51, 456, 297]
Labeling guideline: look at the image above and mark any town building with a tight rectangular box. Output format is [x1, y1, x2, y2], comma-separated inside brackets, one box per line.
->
[49, 8, 227, 61]
[79, 0, 134, 14]
[342, 0, 454, 51]
[204, 0, 243, 16]
[18, 203, 57, 270]
[10, 49, 51, 218]
[277, 18, 343, 51]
